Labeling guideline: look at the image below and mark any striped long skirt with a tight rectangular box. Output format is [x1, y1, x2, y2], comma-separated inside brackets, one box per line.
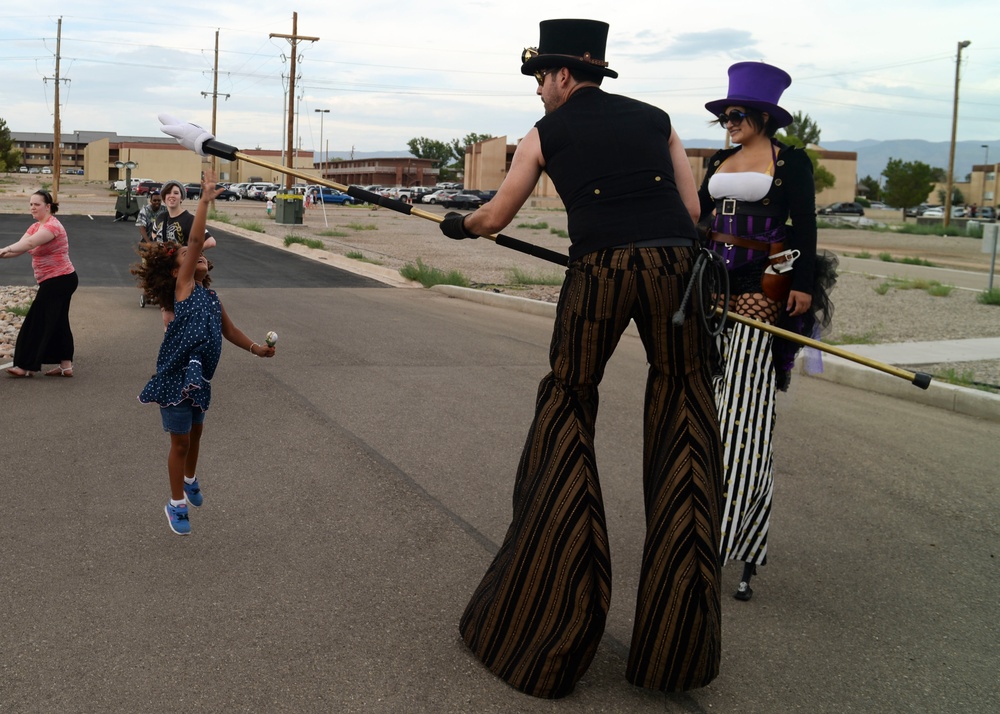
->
[715, 320, 775, 566]
[459, 245, 723, 699]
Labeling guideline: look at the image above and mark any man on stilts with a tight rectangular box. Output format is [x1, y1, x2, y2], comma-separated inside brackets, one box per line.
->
[437, 19, 724, 699]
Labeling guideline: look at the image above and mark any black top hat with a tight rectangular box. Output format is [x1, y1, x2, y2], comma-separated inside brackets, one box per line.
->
[521, 19, 618, 79]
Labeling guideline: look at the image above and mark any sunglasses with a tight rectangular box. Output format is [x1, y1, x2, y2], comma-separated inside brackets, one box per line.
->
[534, 68, 552, 87]
[718, 110, 748, 127]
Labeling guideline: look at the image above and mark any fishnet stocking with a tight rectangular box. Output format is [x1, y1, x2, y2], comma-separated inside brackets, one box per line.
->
[730, 292, 780, 324]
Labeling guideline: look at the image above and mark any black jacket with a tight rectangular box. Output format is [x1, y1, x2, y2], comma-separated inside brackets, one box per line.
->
[698, 142, 817, 294]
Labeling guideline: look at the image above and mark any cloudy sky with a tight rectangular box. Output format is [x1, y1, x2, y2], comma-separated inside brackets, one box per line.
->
[2, 1, 998, 155]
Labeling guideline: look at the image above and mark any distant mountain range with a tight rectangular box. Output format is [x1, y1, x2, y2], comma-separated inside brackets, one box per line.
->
[320, 140, 999, 185]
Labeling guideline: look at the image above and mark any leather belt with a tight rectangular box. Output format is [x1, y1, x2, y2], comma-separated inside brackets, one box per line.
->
[715, 197, 783, 218]
[709, 231, 771, 252]
[631, 237, 694, 249]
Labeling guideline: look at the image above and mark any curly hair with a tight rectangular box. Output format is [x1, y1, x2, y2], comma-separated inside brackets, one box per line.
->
[130, 242, 211, 310]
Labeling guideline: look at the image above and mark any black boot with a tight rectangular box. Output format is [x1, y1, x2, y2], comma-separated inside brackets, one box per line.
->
[734, 563, 757, 601]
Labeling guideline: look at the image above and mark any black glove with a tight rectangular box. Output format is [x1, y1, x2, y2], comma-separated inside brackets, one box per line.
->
[439, 212, 479, 240]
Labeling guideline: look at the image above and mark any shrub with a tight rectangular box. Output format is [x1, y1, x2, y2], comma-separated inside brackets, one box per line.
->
[399, 258, 469, 288]
[284, 235, 324, 250]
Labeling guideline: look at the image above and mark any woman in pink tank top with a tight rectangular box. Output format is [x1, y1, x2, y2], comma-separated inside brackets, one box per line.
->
[0, 190, 79, 377]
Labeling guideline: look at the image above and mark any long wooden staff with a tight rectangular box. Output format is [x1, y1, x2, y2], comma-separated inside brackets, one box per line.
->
[160, 117, 931, 390]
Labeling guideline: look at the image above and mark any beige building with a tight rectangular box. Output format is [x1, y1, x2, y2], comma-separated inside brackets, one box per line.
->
[463, 137, 858, 208]
[964, 164, 999, 209]
[12, 131, 314, 186]
[316, 156, 437, 188]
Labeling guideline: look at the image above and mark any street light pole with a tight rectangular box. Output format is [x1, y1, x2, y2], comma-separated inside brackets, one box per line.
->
[983, 144, 990, 166]
[315, 108, 330, 179]
[944, 40, 971, 230]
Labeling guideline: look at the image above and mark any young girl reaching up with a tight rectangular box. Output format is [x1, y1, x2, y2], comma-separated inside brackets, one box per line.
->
[133, 170, 276, 536]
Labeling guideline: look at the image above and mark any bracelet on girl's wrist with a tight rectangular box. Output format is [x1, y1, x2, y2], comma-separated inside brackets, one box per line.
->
[249, 342, 258, 354]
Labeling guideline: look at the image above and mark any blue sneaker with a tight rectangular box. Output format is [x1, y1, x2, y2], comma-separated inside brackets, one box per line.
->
[183, 478, 203, 508]
[165, 502, 191, 535]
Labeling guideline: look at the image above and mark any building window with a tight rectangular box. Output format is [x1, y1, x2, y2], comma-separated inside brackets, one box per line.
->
[987, 172, 996, 181]
[986, 191, 995, 201]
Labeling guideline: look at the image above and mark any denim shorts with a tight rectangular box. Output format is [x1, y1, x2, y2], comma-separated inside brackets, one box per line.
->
[159, 400, 207, 434]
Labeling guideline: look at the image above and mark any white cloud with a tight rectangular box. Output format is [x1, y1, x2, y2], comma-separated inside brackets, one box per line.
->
[2, 1, 997, 154]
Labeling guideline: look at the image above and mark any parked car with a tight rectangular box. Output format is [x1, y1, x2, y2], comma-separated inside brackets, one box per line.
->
[184, 183, 202, 199]
[868, 201, 890, 210]
[921, 206, 965, 218]
[817, 202, 864, 216]
[977, 206, 996, 221]
[135, 181, 164, 196]
[216, 189, 241, 202]
[440, 194, 483, 209]
[421, 189, 458, 204]
[310, 187, 357, 205]
[904, 204, 935, 218]
[18, 166, 28, 173]
[41, 167, 52, 174]
[478, 190, 498, 202]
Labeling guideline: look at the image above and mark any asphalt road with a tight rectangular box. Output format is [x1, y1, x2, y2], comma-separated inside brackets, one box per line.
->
[1, 215, 997, 712]
[0, 214, 384, 289]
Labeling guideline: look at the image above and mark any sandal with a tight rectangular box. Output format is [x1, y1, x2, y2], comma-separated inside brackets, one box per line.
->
[44, 366, 74, 378]
[5, 367, 34, 378]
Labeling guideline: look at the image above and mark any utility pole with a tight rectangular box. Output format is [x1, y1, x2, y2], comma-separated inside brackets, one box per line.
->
[270, 13, 318, 189]
[201, 31, 231, 166]
[44, 17, 69, 201]
[201, 29, 230, 198]
[315, 108, 329, 178]
[944, 40, 971, 230]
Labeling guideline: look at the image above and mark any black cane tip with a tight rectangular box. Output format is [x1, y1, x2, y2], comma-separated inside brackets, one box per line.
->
[912, 372, 933, 390]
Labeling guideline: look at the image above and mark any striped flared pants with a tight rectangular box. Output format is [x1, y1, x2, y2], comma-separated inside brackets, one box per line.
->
[459, 245, 723, 698]
[716, 320, 775, 565]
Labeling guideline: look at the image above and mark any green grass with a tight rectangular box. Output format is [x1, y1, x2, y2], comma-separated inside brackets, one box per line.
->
[318, 229, 350, 237]
[399, 258, 469, 288]
[284, 235, 325, 250]
[236, 220, 265, 233]
[8, 303, 31, 317]
[827, 331, 878, 345]
[346, 250, 384, 265]
[874, 277, 954, 297]
[208, 210, 232, 223]
[977, 288, 1000, 306]
[507, 267, 565, 286]
[871, 251, 937, 267]
[927, 283, 953, 297]
[549, 227, 568, 238]
[517, 221, 549, 230]
[899, 256, 936, 267]
[346, 222, 377, 231]
[855, 250, 872, 259]
[935, 367, 982, 390]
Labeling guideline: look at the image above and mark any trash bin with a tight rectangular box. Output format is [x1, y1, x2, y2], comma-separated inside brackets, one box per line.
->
[275, 194, 304, 225]
[114, 193, 141, 221]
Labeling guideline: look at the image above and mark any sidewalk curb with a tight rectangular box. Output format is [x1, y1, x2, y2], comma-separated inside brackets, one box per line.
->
[802, 354, 1000, 422]
[433, 286, 1000, 423]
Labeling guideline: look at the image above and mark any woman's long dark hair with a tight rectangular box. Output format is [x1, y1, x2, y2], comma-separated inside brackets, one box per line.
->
[33, 190, 59, 214]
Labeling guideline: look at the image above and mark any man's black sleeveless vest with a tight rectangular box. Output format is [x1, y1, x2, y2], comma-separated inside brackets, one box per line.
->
[535, 87, 696, 260]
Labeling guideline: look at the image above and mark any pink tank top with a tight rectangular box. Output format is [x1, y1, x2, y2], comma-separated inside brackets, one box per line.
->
[28, 216, 75, 283]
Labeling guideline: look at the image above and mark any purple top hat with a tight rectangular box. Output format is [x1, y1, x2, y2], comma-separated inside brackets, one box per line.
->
[705, 61, 793, 128]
